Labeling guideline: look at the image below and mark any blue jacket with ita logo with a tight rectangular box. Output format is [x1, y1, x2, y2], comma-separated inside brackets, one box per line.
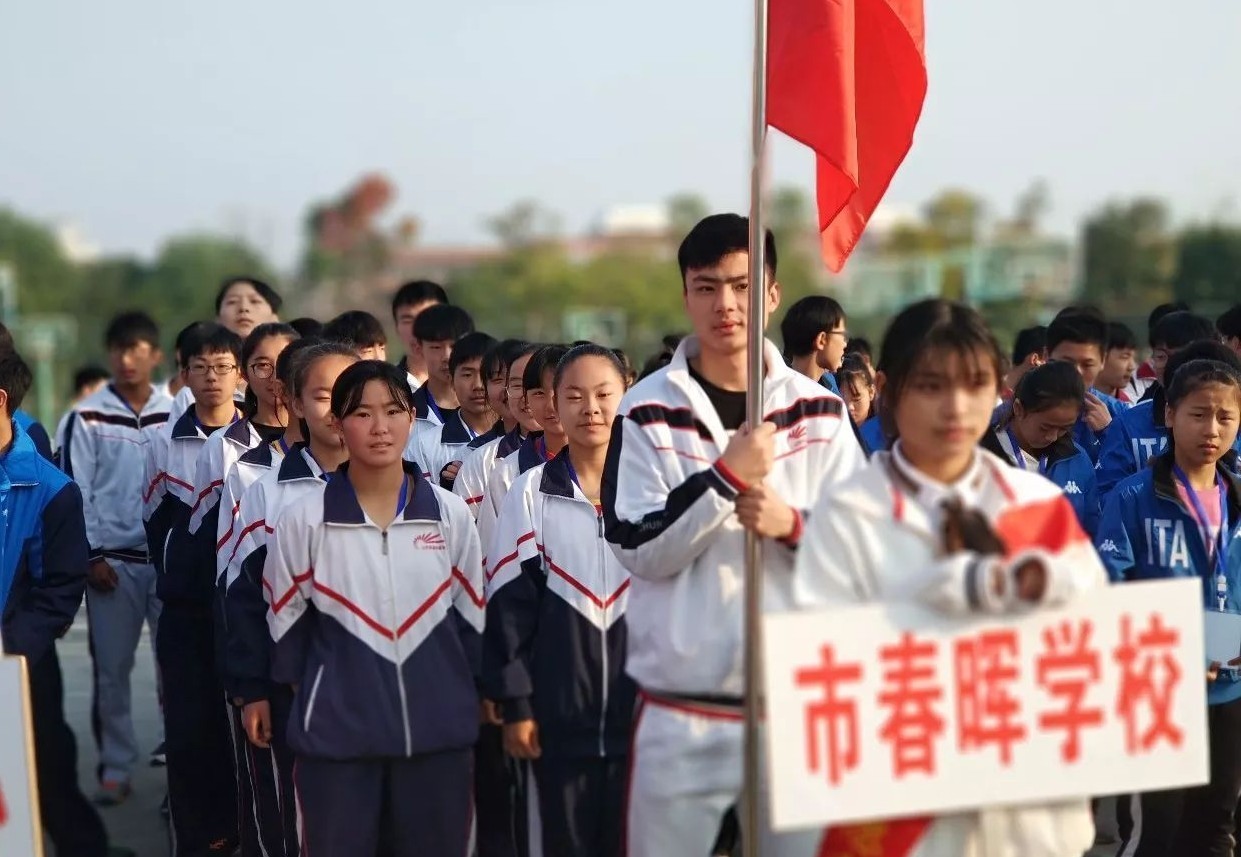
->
[1096, 452, 1241, 706]
[858, 415, 887, 457]
[982, 426, 1101, 537]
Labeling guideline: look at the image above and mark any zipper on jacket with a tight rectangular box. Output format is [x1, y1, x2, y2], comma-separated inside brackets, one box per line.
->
[382, 530, 389, 556]
[596, 506, 609, 758]
[303, 664, 325, 732]
[383, 526, 413, 755]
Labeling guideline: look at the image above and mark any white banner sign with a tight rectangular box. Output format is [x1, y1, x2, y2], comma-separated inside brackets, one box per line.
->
[0, 656, 42, 857]
[762, 578, 1209, 831]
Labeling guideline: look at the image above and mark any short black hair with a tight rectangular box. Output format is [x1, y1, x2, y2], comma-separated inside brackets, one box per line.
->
[482, 338, 530, 382]
[105, 311, 161, 351]
[523, 344, 570, 391]
[1163, 340, 1241, 389]
[780, 296, 845, 358]
[1148, 301, 1190, 342]
[331, 360, 415, 421]
[844, 337, 873, 360]
[391, 280, 448, 317]
[1011, 326, 1047, 365]
[1012, 360, 1085, 413]
[0, 351, 32, 413]
[1046, 312, 1108, 356]
[450, 332, 498, 375]
[1151, 311, 1217, 351]
[1166, 359, 1241, 409]
[181, 322, 243, 365]
[172, 322, 207, 368]
[1105, 322, 1137, 353]
[1217, 304, 1241, 341]
[215, 277, 283, 314]
[323, 311, 386, 349]
[288, 317, 324, 339]
[413, 304, 474, 343]
[677, 214, 776, 282]
[72, 364, 110, 395]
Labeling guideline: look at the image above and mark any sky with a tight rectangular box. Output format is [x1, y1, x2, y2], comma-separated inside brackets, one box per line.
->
[2, 0, 1238, 270]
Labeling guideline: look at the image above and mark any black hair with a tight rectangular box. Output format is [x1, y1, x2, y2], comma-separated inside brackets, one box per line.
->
[1148, 301, 1191, 342]
[1012, 360, 1085, 414]
[1216, 304, 1241, 342]
[834, 354, 875, 420]
[275, 337, 323, 392]
[0, 351, 32, 413]
[1051, 304, 1106, 323]
[1046, 312, 1108, 356]
[1011, 326, 1047, 365]
[172, 321, 207, 367]
[181, 323, 243, 365]
[1166, 359, 1241, 409]
[72, 364, 110, 394]
[780, 296, 846, 358]
[612, 347, 635, 386]
[1163, 340, 1241, 390]
[288, 317, 324, 339]
[677, 214, 777, 282]
[1106, 322, 1137, 353]
[876, 300, 1003, 440]
[661, 333, 684, 356]
[105, 311, 161, 351]
[240, 323, 299, 416]
[1151, 311, 1217, 351]
[215, 276, 283, 314]
[0, 323, 13, 352]
[323, 311, 387, 349]
[844, 337, 873, 360]
[291, 341, 360, 400]
[523, 344, 571, 392]
[413, 304, 474, 343]
[391, 280, 448, 317]
[482, 339, 529, 382]
[449, 332, 498, 375]
[553, 343, 628, 391]
[331, 360, 416, 421]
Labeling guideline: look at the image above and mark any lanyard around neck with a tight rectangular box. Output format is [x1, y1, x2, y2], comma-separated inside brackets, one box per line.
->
[1172, 464, 1232, 611]
[1005, 425, 1048, 475]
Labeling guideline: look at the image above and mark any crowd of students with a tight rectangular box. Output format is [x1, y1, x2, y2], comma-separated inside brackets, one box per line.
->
[1, 215, 1240, 857]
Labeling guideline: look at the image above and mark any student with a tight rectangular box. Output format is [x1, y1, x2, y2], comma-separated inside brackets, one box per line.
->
[779, 295, 848, 391]
[1128, 301, 1190, 402]
[485, 344, 635, 856]
[392, 279, 449, 391]
[834, 353, 876, 430]
[224, 341, 359, 857]
[1095, 317, 1231, 497]
[143, 322, 244, 855]
[287, 316, 324, 339]
[1219, 303, 1241, 359]
[792, 298, 1108, 857]
[1043, 310, 1127, 461]
[843, 335, 873, 369]
[407, 303, 474, 432]
[323, 309, 388, 360]
[163, 322, 207, 418]
[1001, 325, 1046, 400]
[265, 360, 484, 856]
[985, 360, 1100, 535]
[603, 214, 864, 855]
[1096, 321, 1139, 403]
[1098, 359, 1241, 855]
[53, 363, 110, 454]
[216, 276, 282, 339]
[0, 351, 121, 857]
[61, 310, 172, 803]
[407, 331, 497, 487]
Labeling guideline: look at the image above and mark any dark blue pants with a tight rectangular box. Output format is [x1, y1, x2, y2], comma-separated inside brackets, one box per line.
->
[530, 755, 626, 857]
[158, 603, 238, 855]
[231, 686, 299, 857]
[475, 723, 518, 857]
[295, 749, 474, 857]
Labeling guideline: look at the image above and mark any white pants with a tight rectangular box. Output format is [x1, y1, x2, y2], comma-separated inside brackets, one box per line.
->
[86, 559, 162, 783]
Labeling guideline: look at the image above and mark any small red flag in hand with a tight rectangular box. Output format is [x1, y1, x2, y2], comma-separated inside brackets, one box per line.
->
[767, 0, 927, 272]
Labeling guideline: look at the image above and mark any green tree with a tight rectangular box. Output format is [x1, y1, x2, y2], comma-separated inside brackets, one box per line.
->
[922, 189, 985, 249]
[1173, 224, 1241, 310]
[1080, 198, 1174, 311]
[0, 208, 79, 317]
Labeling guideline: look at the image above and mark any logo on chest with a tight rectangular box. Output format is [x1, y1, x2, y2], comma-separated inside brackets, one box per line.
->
[1144, 518, 1191, 569]
[413, 532, 446, 551]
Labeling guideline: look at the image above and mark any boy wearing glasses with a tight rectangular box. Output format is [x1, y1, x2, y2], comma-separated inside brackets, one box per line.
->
[61, 311, 172, 805]
[779, 295, 848, 393]
[144, 322, 245, 856]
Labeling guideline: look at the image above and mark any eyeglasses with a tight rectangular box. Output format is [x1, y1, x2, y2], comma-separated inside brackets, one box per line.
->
[187, 363, 238, 377]
[827, 329, 850, 343]
[248, 360, 275, 380]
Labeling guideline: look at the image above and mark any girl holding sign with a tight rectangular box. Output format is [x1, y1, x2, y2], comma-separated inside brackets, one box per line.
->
[1097, 357, 1241, 856]
[793, 298, 1109, 857]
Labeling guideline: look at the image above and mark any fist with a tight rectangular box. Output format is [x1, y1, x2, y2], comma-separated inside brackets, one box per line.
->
[719, 422, 777, 488]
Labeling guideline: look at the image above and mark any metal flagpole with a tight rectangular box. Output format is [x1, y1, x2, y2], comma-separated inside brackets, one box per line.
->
[742, 0, 769, 849]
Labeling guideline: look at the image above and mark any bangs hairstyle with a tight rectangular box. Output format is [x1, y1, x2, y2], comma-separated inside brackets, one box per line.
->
[523, 344, 571, 391]
[215, 276, 283, 314]
[1012, 360, 1085, 413]
[413, 304, 474, 343]
[449, 332, 498, 375]
[105, 311, 161, 351]
[1046, 311, 1108, 354]
[331, 360, 416, 421]
[291, 341, 359, 400]
[553, 343, 628, 391]
[482, 339, 530, 381]
[181, 322, 243, 364]
[781, 296, 845, 358]
[1166, 359, 1241, 408]
[391, 280, 448, 316]
[876, 300, 1003, 440]
[275, 337, 324, 390]
[677, 213, 776, 283]
[834, 353, 874, 394]
[1163, 340, 1241, 392]
[1106, 321, 1137, 352]
[323, 310, 386, 349]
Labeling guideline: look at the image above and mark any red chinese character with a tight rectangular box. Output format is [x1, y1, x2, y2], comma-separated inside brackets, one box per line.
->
[1114, 613, 1184, 753]
[795, 645, 864, 785]
[1037, 619, 1104, 762]
[878, 631, 945, 777]
[954, 629, 1026, 764]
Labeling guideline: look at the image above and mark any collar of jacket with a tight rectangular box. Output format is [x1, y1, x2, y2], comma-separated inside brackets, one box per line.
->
[440, 411, 475, 445]
[517, 432, 548, 474]
[1150, 449, 1241, 520]
[322, 460, 441, 524]
[540, 448, 581, 500]
[983, 421, 1079, 468]
[0, 421, 42, 486]
[225, 417, 256, 448]
[467, 420, 505, 451]
[240, 440, 276, 468]
[496, 425, 525, 457]
[277, 443, 322, 483]
[170, 409, 204, 440]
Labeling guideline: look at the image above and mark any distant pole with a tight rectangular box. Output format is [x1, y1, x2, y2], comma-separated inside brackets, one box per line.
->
[743, 0, 769, 850]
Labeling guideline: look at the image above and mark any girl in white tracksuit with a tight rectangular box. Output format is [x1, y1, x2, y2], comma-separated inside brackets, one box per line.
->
[792, 299, 1109, 857]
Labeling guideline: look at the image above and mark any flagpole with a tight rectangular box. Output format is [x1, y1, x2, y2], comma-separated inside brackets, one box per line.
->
[743, 0, 769, 849]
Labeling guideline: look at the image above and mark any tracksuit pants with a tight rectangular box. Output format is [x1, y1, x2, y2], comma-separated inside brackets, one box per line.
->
[525, 754, 625, 857]
[475, 722, 518, 857]
[295, 749, 474, 857]
[85, 557, 162, 784]
[230, 686, 299, 857]
[158, 602, 238, 855]
[28, 645, 111, 857]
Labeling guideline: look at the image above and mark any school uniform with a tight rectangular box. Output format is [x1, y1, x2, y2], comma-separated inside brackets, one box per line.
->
[454, 426, 524, 524]
[396, 355, 423, 393]
[61, 383, 171, 787]
[216, 439, 287, 588]
[481, 435, 550, 573]
[602, 336, 865, 857]
[405, 410, 491, 487]
[144, 410, 239, 855]
[486, 450, 636, 856]
[1127, 361, 1157, 402]
[411, 382, 453, 430]
[793, 445, 1108, 857]
[223, 445, 328, 857]
[14, 408, 53, 461]
[983, 425, 1101, 536]
[0, 422, 110, 857]
[266, 462, 485, 856]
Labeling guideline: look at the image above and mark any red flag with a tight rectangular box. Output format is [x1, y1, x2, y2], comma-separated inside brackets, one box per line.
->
[767, 0, 927, 272]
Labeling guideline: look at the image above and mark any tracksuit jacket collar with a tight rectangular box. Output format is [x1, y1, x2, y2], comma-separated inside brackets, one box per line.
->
[1150, 450, 1241, 520]
[0, 422, 41, 486]
[322, 460, 441, 524]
